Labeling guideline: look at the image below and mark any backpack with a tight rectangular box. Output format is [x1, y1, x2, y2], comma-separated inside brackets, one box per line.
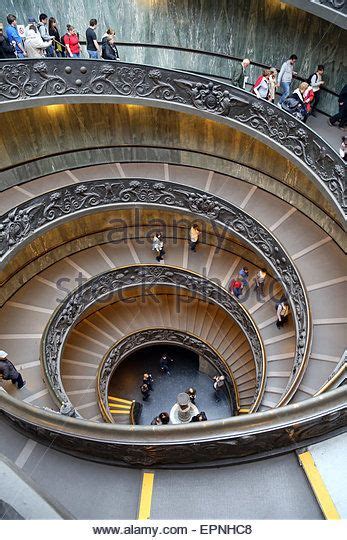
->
[306, 73, 317, 85]
[251, 75, 264, 94]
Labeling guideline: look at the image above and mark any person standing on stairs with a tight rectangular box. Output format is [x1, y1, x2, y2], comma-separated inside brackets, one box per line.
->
[328, 84, 347, 129]
[230, 276, 244, 298]
[0, 351, 26, 389]
[308, 65, 325, 116]
[232, 58, 251, 89]
[152, 232, 165, 262]
[254, 268, 267, 297]
[276, 300, 289, 329]
[189, 224, 200, 252]
[278, 54, 298, 106]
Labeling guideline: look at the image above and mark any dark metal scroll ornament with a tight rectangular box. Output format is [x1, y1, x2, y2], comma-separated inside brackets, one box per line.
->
[315, 0, 346, 12]
[1, 386, 346, 466]
[1, 177, 310, 404]
[97, 328, 239, 420]
[42, 265, 265, 411]
[0, 59, 345, 215]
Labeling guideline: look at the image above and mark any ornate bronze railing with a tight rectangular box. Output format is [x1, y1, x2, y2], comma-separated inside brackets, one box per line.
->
[42, 265, 265, 411]
[1, 177, 311, 406]
[1, 386, 345, 466]
[97, 327, 239, 422]
[281, 1, 347, 28]
[0, 59, 345, 221]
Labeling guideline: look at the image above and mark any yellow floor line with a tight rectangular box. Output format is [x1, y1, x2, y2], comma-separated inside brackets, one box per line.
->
[299, 451, 340, 520]
[137, 471, 154, 520]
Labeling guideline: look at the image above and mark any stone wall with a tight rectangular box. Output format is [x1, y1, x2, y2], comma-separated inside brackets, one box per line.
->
[0, 0, 344, 113]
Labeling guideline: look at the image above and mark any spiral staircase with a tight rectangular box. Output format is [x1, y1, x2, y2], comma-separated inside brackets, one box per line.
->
[0, 55, 346, 520]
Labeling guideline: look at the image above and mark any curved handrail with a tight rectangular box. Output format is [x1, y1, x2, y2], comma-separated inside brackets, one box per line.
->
[77, 40, 340, 104]
[97, 327, 240, 422]
[0, 177, 311, 406]
[315, 351, 346, 395]
[42, 265, 266, 412]
[0, 59, 345, 221]
[1, 386, 345, 466]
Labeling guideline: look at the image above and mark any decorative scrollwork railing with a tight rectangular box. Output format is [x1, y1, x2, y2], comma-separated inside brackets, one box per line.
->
[42, 265, 265, 411]
[0, 59, 345, 220]
[1, 177, 311, 405]
[282, 1, 346, 28]
[1, 386, 346, 466]
[97, 328, 239, 422]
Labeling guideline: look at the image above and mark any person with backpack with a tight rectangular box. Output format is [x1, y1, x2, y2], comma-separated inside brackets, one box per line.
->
[0, 24, 16, 58]
[0, 350, 26, 389]
[230, 277, 243, 299]
[308, 65, 325, 115]
[303, 84, 315, 117]
[278, 54, 298, 106]
[5, 14, 26, 58]
[276, 300, 289, 329]
[239, 266, 249, 287]
[24, 25, 53, 59]
[252, 69, 271, 99]
[63, 25, 81, 58]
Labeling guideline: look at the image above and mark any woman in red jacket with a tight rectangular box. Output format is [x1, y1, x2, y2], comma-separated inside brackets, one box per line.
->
[63, 24, 81, 58]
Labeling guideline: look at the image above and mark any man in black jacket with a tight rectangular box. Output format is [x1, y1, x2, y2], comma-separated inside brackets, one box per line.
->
[0, 351, 26, 388]
[232, 58, 251, 89]
[329, 84, 347, 129]
[101, 35, 119, 61]
[0, 26, 16, 58]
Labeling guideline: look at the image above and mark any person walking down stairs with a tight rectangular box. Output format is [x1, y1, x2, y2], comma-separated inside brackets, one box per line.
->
[254, 268, 267, 297]
[0, 351, 26, 389]
[189, 224, 201, 252]
[152, 232, 165, 262]
[276, 300, 289, 329]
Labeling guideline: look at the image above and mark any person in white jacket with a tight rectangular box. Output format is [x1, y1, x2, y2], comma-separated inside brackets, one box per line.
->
[24, 25, 52, 58]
